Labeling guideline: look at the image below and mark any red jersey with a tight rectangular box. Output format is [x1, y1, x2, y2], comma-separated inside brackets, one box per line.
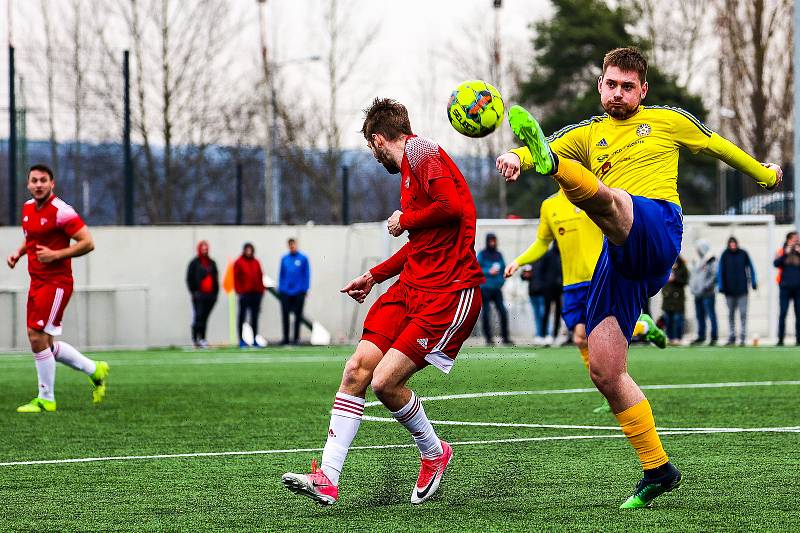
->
[371, 136, 484, 292]
[21, 195, 85, 287]
[233, 256, 265, 294]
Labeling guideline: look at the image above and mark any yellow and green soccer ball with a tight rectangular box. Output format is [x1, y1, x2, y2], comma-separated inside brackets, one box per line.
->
[446, 80, 504, 138]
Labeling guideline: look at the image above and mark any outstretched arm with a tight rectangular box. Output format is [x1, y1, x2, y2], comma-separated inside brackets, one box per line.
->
[703, 134, 781, 189]
[504, 238, 552, 278]
[370, 242, 411, 284]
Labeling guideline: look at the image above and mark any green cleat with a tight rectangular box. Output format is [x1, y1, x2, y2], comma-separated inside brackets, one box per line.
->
[639, 313, 667, 349]
[17, 397, 57, 413]
[592, 399, 612, 414]
[508, 105, 556, 175]
[620, 462, 682, 509]
[90, 361, 110, 405]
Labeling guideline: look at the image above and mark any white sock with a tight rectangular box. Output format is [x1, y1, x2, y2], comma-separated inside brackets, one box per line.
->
[34, 348, 56, 401]
[321, 392, 365, 485]
[53, 341, 96, 375]
[391, 391, 443, 459]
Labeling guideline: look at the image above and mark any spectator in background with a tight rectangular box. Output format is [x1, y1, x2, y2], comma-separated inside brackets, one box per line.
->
[541, 243, 563, 345]
[661, 256, 688, 345]
[774, 231, 800, 346]
[186, 240, 219, 348]
[718, 236, 757, 346]
[477, 233, 512, 345]
[279, 238, 310, 345]
[689, 239, 718, 346]
[521, 262, 546, 344]
[234, 242, 265, 348]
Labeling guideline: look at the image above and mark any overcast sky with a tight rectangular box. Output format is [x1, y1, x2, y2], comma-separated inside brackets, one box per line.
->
[0, 0, 549, 152]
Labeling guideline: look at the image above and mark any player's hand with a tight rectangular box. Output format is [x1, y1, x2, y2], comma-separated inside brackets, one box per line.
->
[6, 253, 20, 269]
[340, 271, 376, 304]
[504, 261, 519, 278]
[387, 210, 404, 237]
[496, 152, 521, 182]
[35, 245, 61, 263]
[763, 163, 783, 190]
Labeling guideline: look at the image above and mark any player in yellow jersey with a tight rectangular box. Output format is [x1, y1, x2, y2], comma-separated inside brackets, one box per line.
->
[496, 47, 782, 509]
[504, 190, 666, 414]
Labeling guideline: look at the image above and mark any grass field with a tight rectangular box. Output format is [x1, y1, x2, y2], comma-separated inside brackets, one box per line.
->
[1, 344, 798, 531]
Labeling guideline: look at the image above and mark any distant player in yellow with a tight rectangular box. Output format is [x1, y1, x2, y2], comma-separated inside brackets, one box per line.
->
[504, 190, 666, 414]
[496, 47, 782, 508]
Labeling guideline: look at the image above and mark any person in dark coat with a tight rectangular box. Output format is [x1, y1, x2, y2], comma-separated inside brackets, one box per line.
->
[477, 233, 512, 345]
[774, 231, 800, 345]
[718, 236, 757, 346]
[660, 256, 688, 345]
[541, 243, 563, 344]
[186, 240, 219, 348]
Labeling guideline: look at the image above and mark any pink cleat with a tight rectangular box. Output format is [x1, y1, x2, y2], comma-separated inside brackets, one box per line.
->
[282, 459, 338, 506]
[411, 440, 453, 504]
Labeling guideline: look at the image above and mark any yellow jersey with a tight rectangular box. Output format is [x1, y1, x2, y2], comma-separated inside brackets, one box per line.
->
[511, 105, 777, 207]
[518, 190, 604, 287]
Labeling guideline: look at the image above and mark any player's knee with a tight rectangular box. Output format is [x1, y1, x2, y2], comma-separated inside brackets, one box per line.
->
[341, 355, 372, 390]
[589, 364, 620, 393]
[369, 371, 397, 400]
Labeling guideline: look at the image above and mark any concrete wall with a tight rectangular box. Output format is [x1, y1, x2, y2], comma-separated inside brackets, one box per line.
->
[0, 216, 786, 350]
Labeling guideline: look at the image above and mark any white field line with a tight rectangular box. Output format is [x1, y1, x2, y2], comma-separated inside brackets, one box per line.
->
[362, 415, 800, 434]
[2, 427, 798, 468]
[363, 381, 800, 408]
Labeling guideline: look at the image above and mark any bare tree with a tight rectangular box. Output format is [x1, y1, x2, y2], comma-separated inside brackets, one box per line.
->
[717, 0, 793, 162]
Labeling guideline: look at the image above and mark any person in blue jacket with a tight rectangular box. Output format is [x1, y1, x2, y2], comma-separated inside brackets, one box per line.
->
[477, 233, 512, 345]
[717, 236, 757, 346]
[279, 238, 310, 345]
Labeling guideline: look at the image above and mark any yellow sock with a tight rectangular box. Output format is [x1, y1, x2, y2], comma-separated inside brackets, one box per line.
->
[579, 346, 590, 369]
[632, 320, 647, 337]
[554, 158, 600, 203]
[615, 399, 669, 470]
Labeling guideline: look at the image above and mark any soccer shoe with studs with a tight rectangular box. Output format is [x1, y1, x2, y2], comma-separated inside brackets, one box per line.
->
[411, 440, 453, 505]
[508, 105, 556, 175]
[282, 459, 338, 506]
[16, 397, 57, 413]
[620, 462, 682, 509]
[90, 361, 110, 405]
[639, 314, 667, 349]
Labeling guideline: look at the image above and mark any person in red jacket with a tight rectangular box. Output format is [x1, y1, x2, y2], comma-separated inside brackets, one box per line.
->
[233, 242, 265, 348]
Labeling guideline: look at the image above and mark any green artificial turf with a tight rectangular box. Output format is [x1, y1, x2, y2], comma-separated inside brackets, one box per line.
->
[1, 345, 798, 531]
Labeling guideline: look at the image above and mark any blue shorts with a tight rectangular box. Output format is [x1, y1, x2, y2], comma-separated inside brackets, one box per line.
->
[586, 195, 683, 342]
[561, 282, 590, 330]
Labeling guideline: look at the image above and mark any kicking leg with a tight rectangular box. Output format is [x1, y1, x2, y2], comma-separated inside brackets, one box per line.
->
[589, 316, 681, 508]
[282, 340, 383, 505]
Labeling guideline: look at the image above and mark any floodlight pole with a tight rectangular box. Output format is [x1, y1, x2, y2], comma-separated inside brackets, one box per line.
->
[123, 50, 134, 226]
[794, 0, 800, 227]
[8, 45, 16, 226]
[493, 0, 506, 218]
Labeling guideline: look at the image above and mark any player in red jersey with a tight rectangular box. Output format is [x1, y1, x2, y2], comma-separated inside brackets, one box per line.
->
[282, 98, 484, 506]
[6, 164, 110, 413]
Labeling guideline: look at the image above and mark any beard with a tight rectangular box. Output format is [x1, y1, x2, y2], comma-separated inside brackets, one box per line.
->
[375, 146, 401, 174]
[602, 99, 640, 120]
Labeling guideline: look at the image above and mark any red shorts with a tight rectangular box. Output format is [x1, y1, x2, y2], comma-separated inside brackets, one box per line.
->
[362, 282, 481, 373]
[27, 282, 73, 336]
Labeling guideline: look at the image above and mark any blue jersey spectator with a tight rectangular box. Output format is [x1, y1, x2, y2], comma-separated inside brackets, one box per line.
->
[279, 238, 310, 345]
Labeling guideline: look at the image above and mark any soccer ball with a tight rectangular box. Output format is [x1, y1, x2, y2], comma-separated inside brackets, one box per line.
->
[447, 80, 504, 138]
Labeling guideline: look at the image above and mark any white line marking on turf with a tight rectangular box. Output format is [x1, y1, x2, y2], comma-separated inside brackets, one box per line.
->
[2, 427, 797, 467]
[362, 416, 800, 433]
[363, 380, 800, 408]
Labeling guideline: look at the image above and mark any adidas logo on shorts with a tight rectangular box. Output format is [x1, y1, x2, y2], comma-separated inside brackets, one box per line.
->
[417, 338, 429, 349]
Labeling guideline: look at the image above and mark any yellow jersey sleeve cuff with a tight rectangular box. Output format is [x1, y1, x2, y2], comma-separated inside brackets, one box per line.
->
[514, 238, 551, 266]
[509, 147, 535, 172]
[704, 133, 777, 189]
